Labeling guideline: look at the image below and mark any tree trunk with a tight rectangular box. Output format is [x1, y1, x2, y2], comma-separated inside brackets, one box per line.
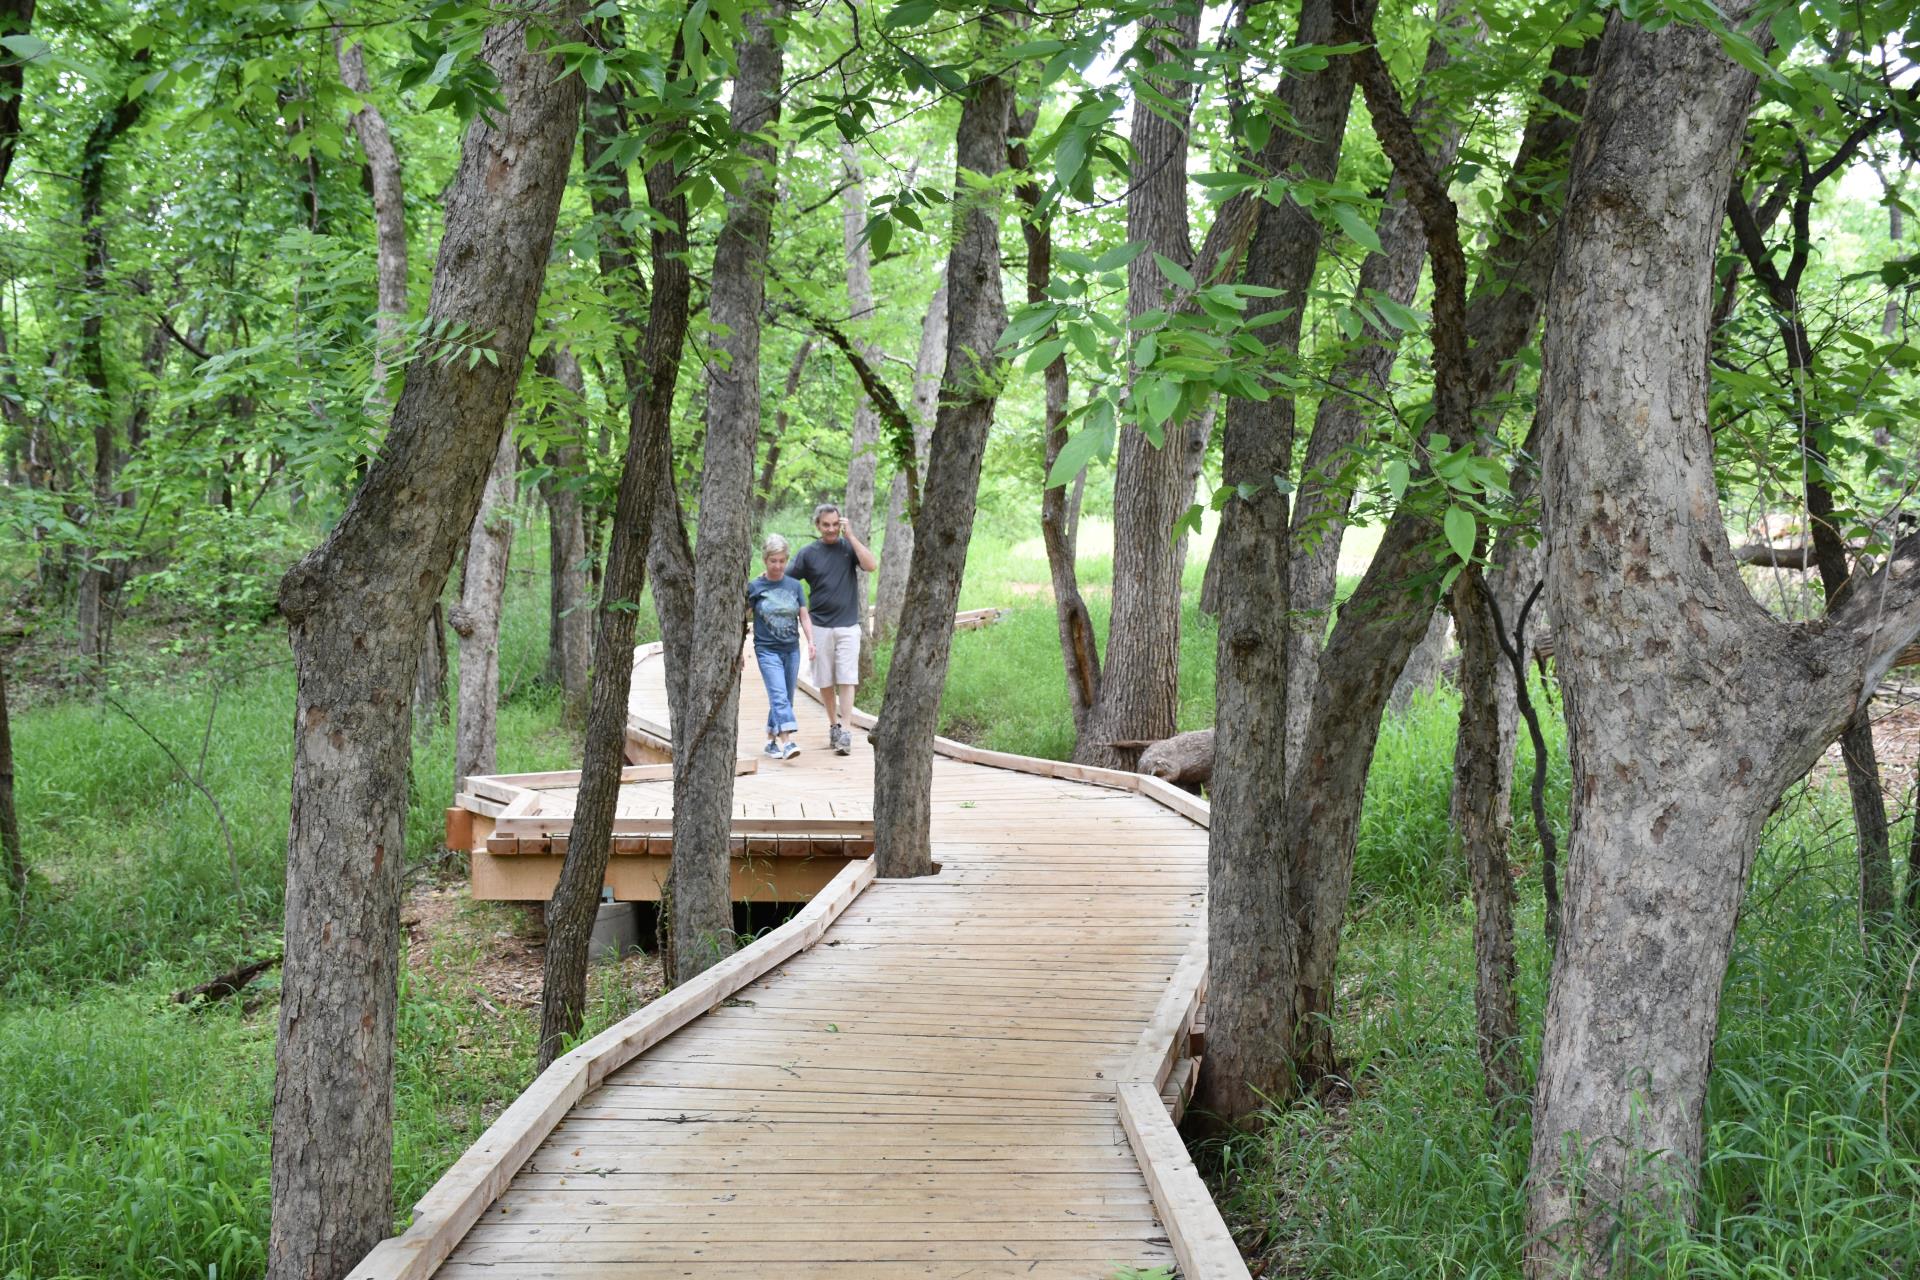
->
[1447, 567, 1525, 1122]
[74, 79, 146, 667]
[0, 1, 33, 197]
[1281, 5, 1476, 768]
[1197, 0, 1365, 1125]
[1074, 6, 1202, 769]
[1, 656, 22, 898]
[1272, 30, 1599, 1095]
[1524, 8, 1920, 1269]
[1010, 113, 1098, 734]
[873, 274, 947, 641]
[1386, 608, 1452, 715]
[336, 30, 408, 389]
[535, 347, 591, 721]
[412, 603, 448, 740]
[840, 141, 881, 669]
[452, 428, 518, 783]
[269, 12, 584, 1279]
[754, 338, 813, 522]
[665, 1, 784, 983]
[869, 21, 1014, 879]
[539, 18, 694, 1063]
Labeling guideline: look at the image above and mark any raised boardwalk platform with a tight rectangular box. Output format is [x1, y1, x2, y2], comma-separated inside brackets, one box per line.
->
[357, 640, 1245, 1279]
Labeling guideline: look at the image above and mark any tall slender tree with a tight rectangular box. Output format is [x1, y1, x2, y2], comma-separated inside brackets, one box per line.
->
[269, 8, 587, 1277]
[870, 13, 1016, 877]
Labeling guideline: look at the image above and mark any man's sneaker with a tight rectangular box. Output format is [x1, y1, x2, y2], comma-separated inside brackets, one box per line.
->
[763, 740, 784, 761]
[833, 724, 852, 756]
[782, 740, 802, 760]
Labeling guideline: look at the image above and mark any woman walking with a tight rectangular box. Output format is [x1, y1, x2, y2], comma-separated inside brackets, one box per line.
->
[745, 534, 813, 761]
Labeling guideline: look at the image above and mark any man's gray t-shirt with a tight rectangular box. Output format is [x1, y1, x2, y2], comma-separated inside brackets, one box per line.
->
[790, 537, 860, 627]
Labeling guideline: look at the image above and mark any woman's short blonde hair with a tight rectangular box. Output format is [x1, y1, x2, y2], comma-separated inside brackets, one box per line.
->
[762, 533, 791, 559]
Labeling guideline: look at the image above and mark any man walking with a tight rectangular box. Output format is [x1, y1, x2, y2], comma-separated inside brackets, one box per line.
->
[789, 502, 877, 755]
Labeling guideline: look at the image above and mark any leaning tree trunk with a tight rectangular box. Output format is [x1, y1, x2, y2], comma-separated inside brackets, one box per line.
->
[1074, 6, 1201, 769]
[535, 347, 591, 721]
[1196, 0, 1366, 1125]
[839, 141, 881, 670]
[452, 428, 518, 783]
[1279, 0, 1476, 769]
[873, 274, 947, 641]
[665, 0, 784, 983]
[1386, 608, 1452, 715]
[869, 24, 1014, 879]
[1524, 9, 1920, 1271]
[1274, 30, 1599, 1092]
[269, 12, 584, 1279]
[539, 21, 694, 1062]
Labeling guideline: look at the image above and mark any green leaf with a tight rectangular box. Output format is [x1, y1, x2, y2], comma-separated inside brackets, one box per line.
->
[1153, 253, 1196, 292]
[1443, 505, 1476, 564]
[1, 33, 50, 60]
[1385, 459, 1410, 502]
[1332, 203, 1383, 254]
[1048, 422, 1110, 487]
[1094, 241, 1147, 273]
[884, 0, 939, 30]
[1024, 337, 1067, 372]
[1145, 377, 1180, 428]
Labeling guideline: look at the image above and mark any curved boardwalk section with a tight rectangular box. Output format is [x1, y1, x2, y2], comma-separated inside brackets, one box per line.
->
[356, 643, 1243, 1279]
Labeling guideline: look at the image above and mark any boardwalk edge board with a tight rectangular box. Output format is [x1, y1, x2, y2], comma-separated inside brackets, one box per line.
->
[348, 856, 878, 1280]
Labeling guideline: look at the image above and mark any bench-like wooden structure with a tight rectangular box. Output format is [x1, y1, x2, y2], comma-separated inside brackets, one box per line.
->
[363, 637, 1247, 1279]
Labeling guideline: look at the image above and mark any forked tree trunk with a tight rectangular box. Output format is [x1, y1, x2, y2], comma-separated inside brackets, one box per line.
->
[539, 18, 694, 1062]
[535, 347, 591, 720]
[665, 1, 784, 982]
[870, 22, 1014, 879]
[1280, 1, 1476, 769]
[452, 428, 518, 783]
[1525, 9, 1920, 1270]
[269, 12, 584, 1278]
[873, 275, 947, 641]
[840, 141, 881, 664]
[1075, 7, 1201, 769]
[1447, 566, 1525, 1122]
[1274, 31, 1599, 1093]
[1198, 0, 1366, 1124]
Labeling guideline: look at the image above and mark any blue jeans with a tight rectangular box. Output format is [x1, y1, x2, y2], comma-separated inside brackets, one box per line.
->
[755, 645, 800, 736]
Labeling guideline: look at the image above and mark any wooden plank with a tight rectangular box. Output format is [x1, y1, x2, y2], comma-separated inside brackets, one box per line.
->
[444, 806, 473, 853]
[1125, 940, 1208, 1091]
[1118, 1080, 1250, 1280]
[347, 857, 876, 1280]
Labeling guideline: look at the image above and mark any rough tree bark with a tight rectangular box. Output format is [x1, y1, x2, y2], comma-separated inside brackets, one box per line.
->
[539, 20, 694, 1060]
[1525, 8, 1920, 1269]
[1075, 7, 1202, 768]
[840, 141, 881, 665]
[870, 22, 1014, 878]
[1386, 608, 1452, 715]
[1010, 108, 1099, 733]
[534, 347, 591, 720]
[873, 274, 948, 641]
[452, 428, 518, 783]
[0, 1, 33, 196]
[1197, 0, 1367, 1124]
[1274, 31, 1598, 1090]
[1448, 565, 1526, 1121]
[665, 0, 785, 982]
[268, 11, 584, 1278]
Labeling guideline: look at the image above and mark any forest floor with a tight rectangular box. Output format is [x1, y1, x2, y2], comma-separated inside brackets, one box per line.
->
[4, 513, 1917, 1280]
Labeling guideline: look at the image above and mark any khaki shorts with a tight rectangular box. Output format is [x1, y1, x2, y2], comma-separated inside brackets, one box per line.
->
[811, 625, 862, 687]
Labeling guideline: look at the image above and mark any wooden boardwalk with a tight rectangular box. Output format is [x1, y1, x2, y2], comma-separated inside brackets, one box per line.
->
[356, 641, 1245, 1279]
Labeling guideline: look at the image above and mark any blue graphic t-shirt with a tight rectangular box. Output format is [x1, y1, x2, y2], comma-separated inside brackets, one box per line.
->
[746, 574, 806, 651]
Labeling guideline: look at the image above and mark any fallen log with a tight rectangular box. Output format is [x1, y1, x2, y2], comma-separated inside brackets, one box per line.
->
[172, 953, 282, 1006]
[1135, 728, 1214, 793]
